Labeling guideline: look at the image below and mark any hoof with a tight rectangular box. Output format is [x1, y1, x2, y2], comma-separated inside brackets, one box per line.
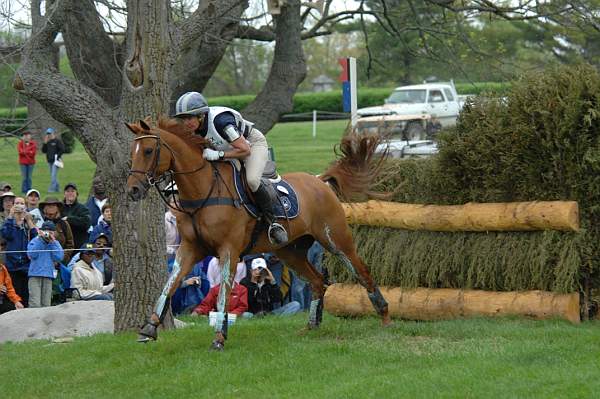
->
[210, 340, 224, 351]
[137, 334, 155, 343]
[138, 321, 158, 343]
[307, 322, 320, 330]
[381, 315, 393, 327]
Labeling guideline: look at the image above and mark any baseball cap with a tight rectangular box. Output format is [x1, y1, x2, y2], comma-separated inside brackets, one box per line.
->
[0, 182, 12, 191]
[251, 257, 268, 270]
[41, 220, 56, 231]
[45, 127, 56, 135]
[80, 243, 96, 254]
[26, 189, 41, 198]
[64, 182, 78, 191]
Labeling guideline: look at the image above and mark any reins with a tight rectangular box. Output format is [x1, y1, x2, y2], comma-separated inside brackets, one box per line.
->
[128, 132, 242, 255]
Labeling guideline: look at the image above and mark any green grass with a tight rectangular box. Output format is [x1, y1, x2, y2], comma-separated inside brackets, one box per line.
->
[1, 314, 600, 398]
[0, 120, 347, 196]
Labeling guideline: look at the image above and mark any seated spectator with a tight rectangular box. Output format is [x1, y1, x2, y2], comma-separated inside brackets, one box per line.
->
[89, 203, 112, 244]
[1, 196, 38, 306]
[85, 177, 108, 227]
[93, 233, 113, 285]
[290, 241, 326, 310]
[242, 257, 301, 317]
[0, 263, 25, 314]
[206, 257, 246, 288]
[191, 280, 248, 317]
[165, 198, 179, 264]
[40, 196, 75, 263]
[25, 189, 44, 228]
[168, 258, 210, 315]
[62, 183, 91, 249]
[71, 243, 114, 301]
[27, 221, 64, 308]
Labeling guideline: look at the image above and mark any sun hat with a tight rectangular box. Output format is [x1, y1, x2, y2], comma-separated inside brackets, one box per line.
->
[39, 196, 64, 210]
[26, 189, 41, 198]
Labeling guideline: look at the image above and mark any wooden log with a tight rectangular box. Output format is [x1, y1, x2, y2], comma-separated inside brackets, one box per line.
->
[324, 284, 580, 323]
[341, 200, 579, 232]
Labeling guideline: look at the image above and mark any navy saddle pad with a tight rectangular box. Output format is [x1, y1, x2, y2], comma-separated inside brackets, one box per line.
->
[230, 161, 300, 219]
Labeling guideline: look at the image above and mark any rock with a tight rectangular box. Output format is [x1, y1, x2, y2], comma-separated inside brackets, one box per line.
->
[0, 301, 114, 344]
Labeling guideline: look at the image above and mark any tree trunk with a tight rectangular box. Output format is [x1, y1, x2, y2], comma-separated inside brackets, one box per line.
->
[113, 0, 174, 332]
[243, 0, 306, 133]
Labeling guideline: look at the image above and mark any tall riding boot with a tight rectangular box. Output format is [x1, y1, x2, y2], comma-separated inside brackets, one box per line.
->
[254, 181, 289, 245]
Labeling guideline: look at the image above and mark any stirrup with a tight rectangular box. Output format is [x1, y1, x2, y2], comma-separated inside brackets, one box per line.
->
[268, 222, 288, 245]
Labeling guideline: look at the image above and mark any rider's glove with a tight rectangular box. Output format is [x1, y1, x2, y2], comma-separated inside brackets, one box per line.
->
[203, 148, 220, 161]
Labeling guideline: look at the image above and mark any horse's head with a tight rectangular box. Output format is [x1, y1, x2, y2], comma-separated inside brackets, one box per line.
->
[126, 119, 174, 201]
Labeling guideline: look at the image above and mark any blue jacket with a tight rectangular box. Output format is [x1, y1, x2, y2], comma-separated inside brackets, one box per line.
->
[1, 218, 38, 272]
[27, 236, 64, 279]
[89, 220, 112, 244]
[85, 196, 103, 227]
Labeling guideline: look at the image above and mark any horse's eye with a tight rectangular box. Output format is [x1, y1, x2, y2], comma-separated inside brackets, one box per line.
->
[144, 148, 153, 156]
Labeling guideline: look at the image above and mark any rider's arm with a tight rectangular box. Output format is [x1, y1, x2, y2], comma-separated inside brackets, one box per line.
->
[214, 112, 251, 159]
[224, 136, 250, 159]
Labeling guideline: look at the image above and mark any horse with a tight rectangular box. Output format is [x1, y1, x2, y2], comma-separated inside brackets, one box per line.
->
[125, 118, 391, 350]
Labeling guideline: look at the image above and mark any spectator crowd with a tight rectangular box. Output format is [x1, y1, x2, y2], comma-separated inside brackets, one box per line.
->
[1, 129, 325, 324]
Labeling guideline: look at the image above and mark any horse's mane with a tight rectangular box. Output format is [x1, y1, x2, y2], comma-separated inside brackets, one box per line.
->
[157, 116, 208, 151]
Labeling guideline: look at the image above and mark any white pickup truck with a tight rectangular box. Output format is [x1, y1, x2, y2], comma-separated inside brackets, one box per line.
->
[357, 82, 462, 128]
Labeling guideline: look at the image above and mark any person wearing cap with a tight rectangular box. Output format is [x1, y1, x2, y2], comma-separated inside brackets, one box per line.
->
[85, 176, 108, 226]
[41, 127, 65, 193]
[25, 189, 44, 228]
[89, 203, 112, 244]
[39, 196, 75, 263]
[242, 257, 301, 317]
[0, 191, 16, 227]
[17, 130, 37, 194]
[27, 220, 64, 308]
[0, 182, 12, 193]
[71, 243, 114, 301]
[62, 183, 92, 249]
[1, 196, 38, 306]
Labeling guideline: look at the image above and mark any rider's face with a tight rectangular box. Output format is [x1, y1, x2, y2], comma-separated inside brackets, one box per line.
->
[181, 115, 201, 133]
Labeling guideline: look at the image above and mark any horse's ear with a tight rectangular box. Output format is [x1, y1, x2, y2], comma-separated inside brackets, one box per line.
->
[139, 119, 151, 131]
[125, 122, 141, 135]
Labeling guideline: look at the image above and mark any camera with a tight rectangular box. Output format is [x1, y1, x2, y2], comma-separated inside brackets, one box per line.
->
[40, 231, 51, 241]
[13, 204, 25, 213]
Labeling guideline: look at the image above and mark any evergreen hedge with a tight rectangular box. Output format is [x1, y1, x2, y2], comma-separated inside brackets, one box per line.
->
[325, 64, 600, 295]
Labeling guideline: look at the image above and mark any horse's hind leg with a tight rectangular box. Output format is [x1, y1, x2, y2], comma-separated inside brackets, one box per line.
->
[137, 243, 203, 342]
[318, 224, 392, 326]
[275, 236, 326, 329]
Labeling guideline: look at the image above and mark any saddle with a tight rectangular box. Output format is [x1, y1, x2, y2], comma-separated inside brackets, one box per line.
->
[231, 160, 300, 220]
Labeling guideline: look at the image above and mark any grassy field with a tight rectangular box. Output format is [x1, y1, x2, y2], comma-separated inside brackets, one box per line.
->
[2, 314, 600, 398]
[0, 120, 348, 196]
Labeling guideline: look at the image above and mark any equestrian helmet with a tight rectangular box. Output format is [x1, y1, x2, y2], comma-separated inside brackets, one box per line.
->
[174, 92, 209, 117]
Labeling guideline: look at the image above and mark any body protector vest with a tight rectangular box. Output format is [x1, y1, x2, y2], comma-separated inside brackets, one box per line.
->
[203, 106, 255, 152]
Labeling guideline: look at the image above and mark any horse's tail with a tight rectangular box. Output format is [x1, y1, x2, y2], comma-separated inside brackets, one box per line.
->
[319, 132, 389, 202]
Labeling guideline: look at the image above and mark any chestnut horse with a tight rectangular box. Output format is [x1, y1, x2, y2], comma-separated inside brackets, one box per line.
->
[125, 118, 390, 350]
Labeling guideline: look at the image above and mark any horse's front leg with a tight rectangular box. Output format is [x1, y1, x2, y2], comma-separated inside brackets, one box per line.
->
[210, 250, 239, 351]
[138, 244, 201, 343]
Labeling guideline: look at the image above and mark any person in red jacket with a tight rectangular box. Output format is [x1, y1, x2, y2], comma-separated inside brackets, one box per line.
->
[191, 282, 248, 316]
[0, 263, 25, 314]
[18, 131, 37, 194]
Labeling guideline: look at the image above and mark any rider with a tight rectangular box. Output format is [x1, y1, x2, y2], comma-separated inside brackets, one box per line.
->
[173, 91, 288, 246]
